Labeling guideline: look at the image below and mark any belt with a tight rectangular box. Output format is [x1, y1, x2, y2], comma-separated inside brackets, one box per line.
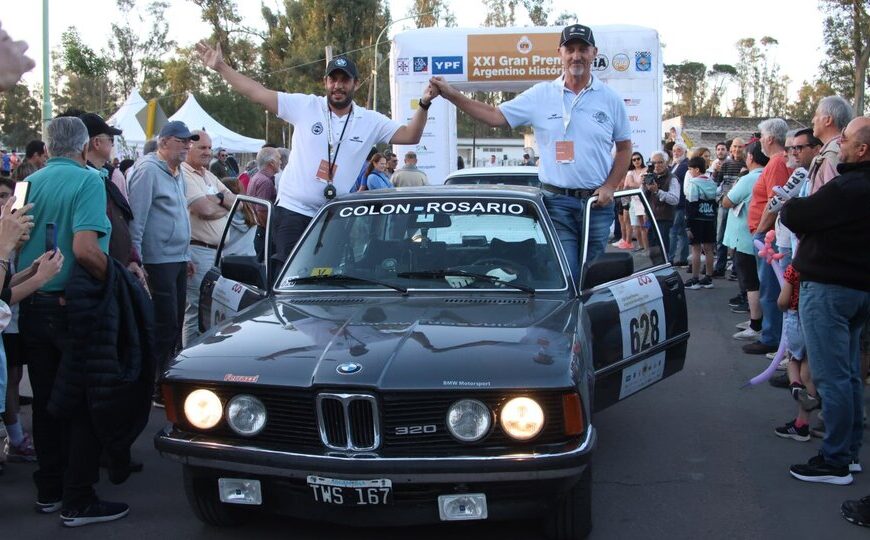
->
[191, 240, 218, 250]
[541, 183, 597, 199]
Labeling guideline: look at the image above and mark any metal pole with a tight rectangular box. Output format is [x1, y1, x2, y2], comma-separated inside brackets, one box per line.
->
[41, 0, 52, 134]
[372, 11, 437, 114]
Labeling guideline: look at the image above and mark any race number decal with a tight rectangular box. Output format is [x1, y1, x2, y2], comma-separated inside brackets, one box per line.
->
[609, 273, 666, 358]
[211, 276, 245, 326]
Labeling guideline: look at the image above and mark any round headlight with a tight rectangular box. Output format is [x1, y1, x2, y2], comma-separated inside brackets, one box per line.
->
[500, 397, 544, 441]
[446, 399, 492, 442]
[184, 389, 223, 430]
[226, 394, 267, 436]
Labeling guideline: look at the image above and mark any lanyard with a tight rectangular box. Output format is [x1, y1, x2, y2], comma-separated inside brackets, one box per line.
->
[325, 104, 353, 183]
[561, 76, 593, 136]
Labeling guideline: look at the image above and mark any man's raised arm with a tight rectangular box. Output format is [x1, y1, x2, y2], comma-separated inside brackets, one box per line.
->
[196, 41, 279, 115]
[429, 76, 508, 128]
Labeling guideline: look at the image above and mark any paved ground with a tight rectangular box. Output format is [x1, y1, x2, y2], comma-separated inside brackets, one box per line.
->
[1, 274, 868, 538]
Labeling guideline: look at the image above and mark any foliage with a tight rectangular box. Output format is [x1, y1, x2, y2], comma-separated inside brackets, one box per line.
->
[787, 80, 835, 121]
[663, 62, 707, 117]
[733, 37, 789, 117]
[522, 0, 551, 26]
[52, 28, 117, 116]
[0, 83, 42, 150]
[409, 0, 457, 28]
[483, 0, 517, 27]
[818, 0, 870, 114]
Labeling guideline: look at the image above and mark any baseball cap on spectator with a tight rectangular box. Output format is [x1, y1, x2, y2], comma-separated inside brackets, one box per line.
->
[325, 56, 359, 80]
[560, 24, 595, 47]
[80, 112, 123, 138]
[158, 121, 199, 141]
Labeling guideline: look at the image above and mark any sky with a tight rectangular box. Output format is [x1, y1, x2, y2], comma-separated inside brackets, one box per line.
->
[3, 0, 827, 106]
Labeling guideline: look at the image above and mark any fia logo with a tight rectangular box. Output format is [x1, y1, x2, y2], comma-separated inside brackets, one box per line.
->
[635, 51, 652, 72]
[413, 57, 429, 73]
[311, 122, 323, 135]
[396, 58, 410, 75]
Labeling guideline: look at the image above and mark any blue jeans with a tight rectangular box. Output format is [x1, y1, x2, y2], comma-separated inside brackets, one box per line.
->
[183, 245, 216, 347]
[753, 232, 782, 346]
[669, 208, 689, 263]
[800, 281, 870, 467]
[543, 193, 614, 286]
[714, 206, 729, 272]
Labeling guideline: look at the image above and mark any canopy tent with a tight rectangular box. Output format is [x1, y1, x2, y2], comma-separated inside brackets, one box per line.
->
[389, 25, 663, 184]
[169, 94, 265, 153]
[107, 88, 149, 156]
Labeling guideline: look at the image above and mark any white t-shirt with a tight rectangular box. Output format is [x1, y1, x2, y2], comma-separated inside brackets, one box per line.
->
[275, 93, 401, 217]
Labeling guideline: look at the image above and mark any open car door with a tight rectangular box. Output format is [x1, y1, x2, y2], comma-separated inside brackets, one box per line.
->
[198, 195, 274, 333]
[579, 189, 690, 412]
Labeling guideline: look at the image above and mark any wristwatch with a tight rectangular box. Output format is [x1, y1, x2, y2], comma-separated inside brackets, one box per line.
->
[419, 97, 431, 110]
[216, 192, 225, 203]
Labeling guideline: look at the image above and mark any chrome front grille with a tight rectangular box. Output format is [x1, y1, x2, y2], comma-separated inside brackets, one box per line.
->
[316, 393, 380, 451]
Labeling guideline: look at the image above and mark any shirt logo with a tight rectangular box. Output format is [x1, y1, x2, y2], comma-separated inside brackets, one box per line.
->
[348, 136, 363, 143]
[311, 122, 324, 135]
[432, 56, 463, 75]
[612, 53, 630, 72]
[413, 57, 429, 73]
[396, 57, 410, 75]
[593, 111, 609, 124]
[546, 113, 562, 120]
[635, 51, 652, 72]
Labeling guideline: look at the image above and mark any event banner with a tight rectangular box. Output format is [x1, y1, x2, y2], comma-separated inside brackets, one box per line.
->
[466, 33, 562, 82]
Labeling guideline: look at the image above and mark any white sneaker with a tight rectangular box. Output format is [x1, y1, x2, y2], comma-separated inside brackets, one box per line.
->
[766, 351, 777, 360]
[732, 327, 761, 341]
[777, 357, 790, 371]
[735, 320, 750, 330]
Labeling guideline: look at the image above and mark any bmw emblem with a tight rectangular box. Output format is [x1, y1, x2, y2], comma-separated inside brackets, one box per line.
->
[337, 362, 362, 375]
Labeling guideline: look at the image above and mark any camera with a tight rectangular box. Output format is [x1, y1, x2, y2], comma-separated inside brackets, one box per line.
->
[643, 172, 657, 186]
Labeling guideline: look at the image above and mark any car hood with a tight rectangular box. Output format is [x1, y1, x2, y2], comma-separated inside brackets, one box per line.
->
[166, 296, 577, 391]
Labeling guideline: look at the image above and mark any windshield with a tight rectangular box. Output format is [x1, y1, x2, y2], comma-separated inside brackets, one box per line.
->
[278, 197, 567, 292]
[445, 174, 539, 186]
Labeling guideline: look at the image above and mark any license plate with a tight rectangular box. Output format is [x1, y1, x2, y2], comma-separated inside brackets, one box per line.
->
[306, 476, 392, 506]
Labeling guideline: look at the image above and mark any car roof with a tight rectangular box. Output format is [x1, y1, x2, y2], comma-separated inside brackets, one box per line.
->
[334, 184, 545, 203]
[446, 166, 539, 178]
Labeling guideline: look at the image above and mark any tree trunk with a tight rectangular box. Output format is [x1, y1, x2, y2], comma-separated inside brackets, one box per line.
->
[854, 39, 869, 116]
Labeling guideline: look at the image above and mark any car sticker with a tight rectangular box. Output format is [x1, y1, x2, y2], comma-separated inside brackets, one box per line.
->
[608, 273, 667, 360]
[618, 351, 666, 399]
[211, 276, 246, 326]
[311, 267, 333, 276]
[337, 201, 526, 217]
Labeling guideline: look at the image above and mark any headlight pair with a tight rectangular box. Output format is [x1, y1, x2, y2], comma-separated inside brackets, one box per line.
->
[446, 397, 544, 442]
[183, 389, 267, 436]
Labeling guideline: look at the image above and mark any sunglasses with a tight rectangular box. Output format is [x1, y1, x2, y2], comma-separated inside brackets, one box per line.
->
[786, 144, 818, 152]
[632, 157, 642, 161]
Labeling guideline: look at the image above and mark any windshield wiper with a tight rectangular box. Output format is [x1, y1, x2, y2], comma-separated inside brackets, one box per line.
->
[397, 269, 535, 295]
[285, 273, 407, 293]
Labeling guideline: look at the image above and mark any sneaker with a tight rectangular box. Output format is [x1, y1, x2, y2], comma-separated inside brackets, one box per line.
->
[790, 453, 852, 485]
[743, 341, 778, 355]
[796, 389, 821, 412]
[728, 294, 745, 307]
[35, 499, 63, 514]
[850, 459, 863, 474]
[730, 303, 750, 314]
[736, 320, 751, 330]
[60, 500, 129, 528]
[617, 240, 633, 250]
[5, 433, 37, 462]
[775, 420, 811, 442]
[789, 382, 806, 400]
[776, 356, 789, 370]
[699, 276, 714, 289]
[727, 272, 738, 281]
[733, 327, 761, 341]
[684, 277, 701, 290]
[768, 372, 790, 388]
[842, 496, 870, 527]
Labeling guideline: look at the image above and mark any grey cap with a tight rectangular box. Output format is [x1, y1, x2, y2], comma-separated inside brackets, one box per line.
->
[158, 121, 200, 141]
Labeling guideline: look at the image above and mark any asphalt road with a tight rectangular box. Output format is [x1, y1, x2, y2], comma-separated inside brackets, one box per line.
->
[2, 275, 868, 539]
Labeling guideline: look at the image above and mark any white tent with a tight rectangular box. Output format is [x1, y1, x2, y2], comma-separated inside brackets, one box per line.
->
[107, 87, 149, 156]
[169, 94, 265, 153]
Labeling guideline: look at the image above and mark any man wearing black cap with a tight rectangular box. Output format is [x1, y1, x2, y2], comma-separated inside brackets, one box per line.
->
[430, 24, 632, 284]
[195, 40, 439, 261]
[127, 120, 198, 391]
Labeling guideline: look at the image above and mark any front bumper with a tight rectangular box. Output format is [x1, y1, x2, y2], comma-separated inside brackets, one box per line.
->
[156, 425, 595, 524]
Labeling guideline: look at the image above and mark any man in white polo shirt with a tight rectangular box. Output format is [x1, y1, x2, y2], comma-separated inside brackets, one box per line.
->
[195, 41, 439, 262]
[430, 24, 632, 284]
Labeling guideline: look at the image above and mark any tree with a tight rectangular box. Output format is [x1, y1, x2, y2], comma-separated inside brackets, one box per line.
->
[0, 83, 41, 150]
[787, 80, 835, 121]
[109, 0, 176, 98]
[409, 0, 456, 28]
[818, 0, 870, 115]
[483, 0, 517, 27]
[734, 37, 790, 117]
[522, 0, 551, 26]
[664, 61, 707, 117]
[53, 28, 117, 116]
[552, 11, 577, 25]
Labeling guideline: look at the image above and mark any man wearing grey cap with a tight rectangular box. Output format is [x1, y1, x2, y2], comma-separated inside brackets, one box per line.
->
[127, 121, 198, 394]
[430, 24, 632, 284]
[195, 40, 439, 262]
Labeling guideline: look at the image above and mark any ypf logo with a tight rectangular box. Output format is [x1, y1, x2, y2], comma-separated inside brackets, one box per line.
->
[516, 35, 533, 54]
[592, 54, 609, 71]
[432, 56, 463, 75]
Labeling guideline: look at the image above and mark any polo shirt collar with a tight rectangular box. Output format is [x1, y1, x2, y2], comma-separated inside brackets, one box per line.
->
[320, 96, 364, 120]
[46, 156, 86, 168]
[552, 73, 601, 93]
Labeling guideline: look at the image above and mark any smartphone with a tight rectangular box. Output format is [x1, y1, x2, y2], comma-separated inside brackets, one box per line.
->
[11, 181, 29, 212]
[45, 222, 57, 253]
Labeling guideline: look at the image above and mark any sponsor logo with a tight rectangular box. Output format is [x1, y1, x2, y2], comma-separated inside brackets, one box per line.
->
[635, 51, 652, 72]
[546, 112, 562, 120]
[629, 115, 639, 122]
[416, 144, 428, 152]
[336, 362, 362, 375]
[396, 57, 410, 75]
[592, 54, 608, 71]
[612, 53, 630, 72]
[623, 98, 641, 107]
[224, 373, 260, 383]
[311, 122, 323, 135]
[593, 111, 609, 123]
[413, 57, 429, 73]
[516, 35, 533, 54]
[432, 56, 463, 75]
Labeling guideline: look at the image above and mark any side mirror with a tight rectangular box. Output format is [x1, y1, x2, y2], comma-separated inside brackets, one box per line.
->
[582, 252, 634, 290]
[222, 255, 267, 290]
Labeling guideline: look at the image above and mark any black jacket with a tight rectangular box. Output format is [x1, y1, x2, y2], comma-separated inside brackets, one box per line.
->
[780, 160, 870, 291]
[48, 257, 156, 467]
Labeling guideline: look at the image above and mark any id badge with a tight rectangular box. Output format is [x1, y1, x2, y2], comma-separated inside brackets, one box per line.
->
[315, 160, 336, 183]
[555, 140, 575, 164]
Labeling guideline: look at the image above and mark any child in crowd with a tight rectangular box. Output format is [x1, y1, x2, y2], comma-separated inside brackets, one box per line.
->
[773, 263, 820, 441]
[683, 156, 717, 289]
